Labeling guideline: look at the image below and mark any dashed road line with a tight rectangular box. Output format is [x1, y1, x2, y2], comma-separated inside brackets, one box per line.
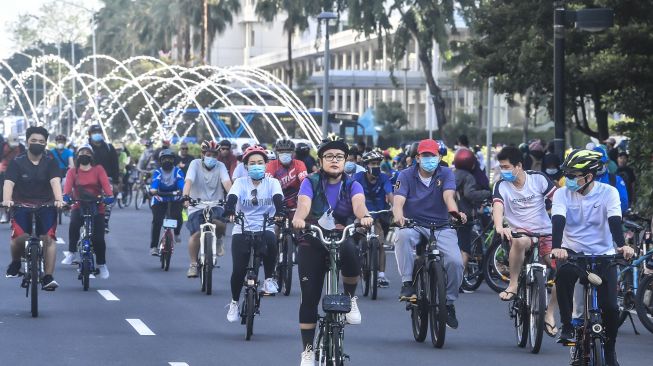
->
[169, 363, 190, 366]
[97, 290, 120, 301]
[126, 319, 155, 335]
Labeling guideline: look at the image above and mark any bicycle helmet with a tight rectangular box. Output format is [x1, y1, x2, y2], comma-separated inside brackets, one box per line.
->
[158, 148, 175, 161]
[266, 149, 277, 160]
[560, 149, 603, 175]
[201, 140, 220, 153]
[361, 150, 384, 165]
[274, 138, 295, 152]
[295, 142, 311, 154]
[408, 141, 420, 158]
[218, 139, 231, 148]
[76, 143, 94, 155]
[55, 134, 67, 142]
[436, 140, 448, 156]
[453, 148, 476, 172]
[88, 124, 103, 134]
[317, 134, 349, 158]
[242, 145, 268, 164]
[142, 138, 153, 148]
[518, 142, 529, 155]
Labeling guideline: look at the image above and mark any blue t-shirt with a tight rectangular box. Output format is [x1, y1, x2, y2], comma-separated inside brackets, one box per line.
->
[394, 165, 456, 226]
[353, 171, 392, 213]
[150, 167, 185, 204]
[597, 173, 629, 213]
[50, 148, 73, 169]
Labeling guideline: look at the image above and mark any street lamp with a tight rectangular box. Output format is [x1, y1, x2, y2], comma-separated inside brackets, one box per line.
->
[553, 2, 613, 160]
[317, 11, 338, 138]
[402, 56, 409, 127]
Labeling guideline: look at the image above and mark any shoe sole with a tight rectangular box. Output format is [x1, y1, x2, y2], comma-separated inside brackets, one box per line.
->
[399, 295, 417, 301]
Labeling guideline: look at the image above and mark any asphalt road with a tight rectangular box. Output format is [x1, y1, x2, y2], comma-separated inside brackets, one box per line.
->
[0, 206, 650, 365]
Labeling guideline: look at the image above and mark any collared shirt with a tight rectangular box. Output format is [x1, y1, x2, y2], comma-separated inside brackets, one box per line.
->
[394, 165, 456, 226]
[353, 171, 393, 213]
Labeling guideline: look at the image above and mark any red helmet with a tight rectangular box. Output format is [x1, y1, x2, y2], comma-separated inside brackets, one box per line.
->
[242, 145, 268, 164]
[453, 148, 476, 172]
[201, 140, 220, 153]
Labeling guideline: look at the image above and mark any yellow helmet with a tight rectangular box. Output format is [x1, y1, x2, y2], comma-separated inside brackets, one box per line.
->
[561, 149, 603, 174]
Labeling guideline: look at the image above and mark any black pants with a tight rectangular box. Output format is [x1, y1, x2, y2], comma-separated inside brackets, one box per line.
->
[230, 231, 277, 301]
[298, 235, 360, 324]
[69, 209, 107, 265]
[150, 201, 183, 248]
[556, 259, 618, 346]
[456, 223, 473, 255]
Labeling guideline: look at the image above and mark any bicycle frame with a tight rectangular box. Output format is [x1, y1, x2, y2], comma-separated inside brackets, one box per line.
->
[21, 208, 44, 292]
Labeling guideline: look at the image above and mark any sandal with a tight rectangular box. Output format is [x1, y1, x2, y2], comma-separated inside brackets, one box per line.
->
[499, 290, 517, 301]
[545, 321, 558, 337]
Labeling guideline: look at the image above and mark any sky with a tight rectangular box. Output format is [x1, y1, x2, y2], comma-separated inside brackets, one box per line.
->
[0, 0, 102, 59]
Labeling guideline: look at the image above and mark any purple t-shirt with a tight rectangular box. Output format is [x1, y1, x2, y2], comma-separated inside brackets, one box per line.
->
[299, 178, 364, 208]
[394, 165, 456, 226]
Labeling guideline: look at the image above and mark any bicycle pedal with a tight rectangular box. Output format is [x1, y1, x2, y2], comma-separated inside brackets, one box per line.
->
[20, 279, 29, 288]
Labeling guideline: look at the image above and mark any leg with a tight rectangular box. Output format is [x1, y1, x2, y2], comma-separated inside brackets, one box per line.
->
[597, 263, 619, 362]
[261, 230, 277, 279]
[456, 224, 472, 271]
[230, 234, 250, 302]
[92, 213, 107, 265]
[555, 262, 580, 330]
[394, 227, 422, 282]
[298, 238, 327, 349]
[41, 235, 56, 276]
[68, 209, 83, 253]
[186, 211, 203, 264]
[37, 207, 58, 276]
[436, 228, 465, 304]
[375, 221, 387, 273]
[150, 203, 165, 248]
[500, 236, 531, 300]
[340, 237, 361, 296]
[171, 201, 184, 236]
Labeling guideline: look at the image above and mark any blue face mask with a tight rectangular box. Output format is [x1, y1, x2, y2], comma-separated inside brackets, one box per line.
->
[248, 164, 265, 180]
[344, 161, 357, 174]
[565, 176, 585, 192]
[500, 169, 517, 182]
[279, 153, 292, 165]
[203, 156, 217, 169]
[420, 156, 440, 173]
[91, 133, 103, 142]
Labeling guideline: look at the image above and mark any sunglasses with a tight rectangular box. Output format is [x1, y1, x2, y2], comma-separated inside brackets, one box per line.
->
[251, 189, 258, 206]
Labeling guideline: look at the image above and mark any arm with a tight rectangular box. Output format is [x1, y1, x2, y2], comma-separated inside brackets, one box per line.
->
[98, 168, 114, 196]
[392, 195, 406, 225]
[67, 156, 74, 170]
[221, 178, 233, 193]
[292, 179, 313, 229]
[462, 175, 491, 203]
[352, 193, 370, 220]
[443, 190, 466, 222]
[50, 177, 63, 203]
[150, 170, 161, 193]
[550, 189, 569, 259]
[176, 170, 185, 191]
[2, 180, 14, 205]
[63, 169, 74, 196]
[297, 161, 308, 181]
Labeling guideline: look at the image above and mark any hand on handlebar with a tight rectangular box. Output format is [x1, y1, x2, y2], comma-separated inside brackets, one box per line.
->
[617, 245, 635, 260]
[550, 248, 568, 261]
[360, 216, 373, 228]
[393, 213, 405, 227]
[54, 200, 65, 209]
[449, 211, 467, 224]
[292, 218, 306, 230]
[1, 200, 13, 208]
[496, 227, 513, 241]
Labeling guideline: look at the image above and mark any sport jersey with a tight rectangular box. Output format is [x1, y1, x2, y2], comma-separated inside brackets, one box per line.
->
[265, 159, 308, 209]
[150, 167, 185, 204]
[185, 159, 230, 215]
[493, 171, 556, 233]
[551, 182, 621, 255]
[352, 171, 392, 213]
[228, 176, 283, 235]
[63, 165, 113, 213]
[394, 164, 456, 226]
[50, 148, 73, 169]
[5, 153, 60, 204]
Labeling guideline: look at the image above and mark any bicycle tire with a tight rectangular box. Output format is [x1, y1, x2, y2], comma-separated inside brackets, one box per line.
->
[484, 239, 510, 293]
[124, 188, 133, 207]
[411, 261, 428, 342]
[204, 232, 214, 295]
[30, 245, 39, 318]
[591, 337, 605, 366]
[163, 233, 172, 271]
[369, 238, 380, 300]
[315, 323, 326, 365]
[428, 261, 447, 348]
[635, 274, 653, 334]
[515, 274, 529, 348]
[361, 239, 370, 297]
[528, 269, 546, 354]
[282, 235, 294, 296]
[82, 257, 91, 291]
[245, 288, 256, 340]
[134, 188, 143, 210]
[200, 262, 206, 292]
[461, 233, 485, 291]
[330, 324, 344, 366]
[616, 265, 634, 328]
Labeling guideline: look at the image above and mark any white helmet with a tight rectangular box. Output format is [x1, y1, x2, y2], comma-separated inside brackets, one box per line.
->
[266, 149, 277, 161]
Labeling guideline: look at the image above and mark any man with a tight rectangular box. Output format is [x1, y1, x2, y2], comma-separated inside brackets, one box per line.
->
[88, 124, 120, 233]
[492, 146, 559, 335]
[295, 142, 317, 173]
[616, 151, 636, 207]
[3, 126, 64, 290]
[354, 150, 393, 287]
[393, 139, 467, 329]
[552, 149, 634, 366]
[177, 141, 195, 176]
[0, 134, 25, 223]
[593, 146, 629, 213]
[344, 147, 365, 176]
[266, 139, 307, 213]
[217, 139, 238, 178]
[137, 139, 156, 172]
[50, 134, 74, 179]
[182, 140, 232, 277]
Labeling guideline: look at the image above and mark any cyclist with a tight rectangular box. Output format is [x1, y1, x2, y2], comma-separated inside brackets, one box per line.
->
[149, 149, 185, 256]
[50, 134, 74, 180]
[393, 138, 466, 329]
[266, 138, 308, 215]
[177, 141, 195, 176]
[292, 135, 373, 365]
[492, 146, 559, 334]
[224, 145, 285, 322]
[218, 139, 238, 178]
[593, 146, 629, 213]
[344, 147, 365, 176]
[87, 125, 119, 233]
[61, 144, 114, 279]
[551, 149, 634, 366]
[0, 134, 25, 223]
[137, 139, 156, 172]
[182, 140, 231, 277]
[295, 142, 318, 173]
[3, 126, 64, 290]
[353, 150, 393, 287]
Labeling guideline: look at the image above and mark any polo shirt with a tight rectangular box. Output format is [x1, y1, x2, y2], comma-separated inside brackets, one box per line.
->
[394, 165, 456, 226]
[353, 171, 393, 213]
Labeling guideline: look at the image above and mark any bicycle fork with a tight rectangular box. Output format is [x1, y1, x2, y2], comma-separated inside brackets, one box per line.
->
[22, 240, 42, 293]
[199, 223, 217, 266]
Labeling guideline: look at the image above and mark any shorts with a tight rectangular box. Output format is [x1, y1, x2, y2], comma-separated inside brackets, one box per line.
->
[186, 207, 226, 235]
[11, 206, 57, 240]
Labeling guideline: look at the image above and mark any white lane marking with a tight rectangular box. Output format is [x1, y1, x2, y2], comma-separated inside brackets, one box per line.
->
[97, 290, 120, 301]
[169, 363, 189, 366]
[126, 319, 155, 335]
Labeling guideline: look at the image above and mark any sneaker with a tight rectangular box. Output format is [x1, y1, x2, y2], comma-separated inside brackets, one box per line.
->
[187, 263, 199, 278]
[6, 260, 22, 278]
[557, 324, 575, 343]
[42, 275, 59, 291]
[226, 300, 239, 322]
[446, 304, 459, 329]
[61, 252, 79, 265]
[97, 264, 110, 279]
[0, 211, 8, 223]
[300, 345, 316, 366]
[150, 247, 159, 256]
[399, 281, 416, 300]
[216, 238, 225, 257]
[263, 278, 279, 294]
[378, 276, 390, 288]
[346, 296, 361, 325]
[460, 286, 474, 294]
[174, 234, 181, 244]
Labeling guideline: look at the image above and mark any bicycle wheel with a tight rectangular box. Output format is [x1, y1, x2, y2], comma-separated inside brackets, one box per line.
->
[590, 337, 605, 366]
[282, 235, 294, 296]
[515, 276, 529, 348]
[361, 240, 370, 297]
[528, 269, 546, 354]
[428, 261, 447, 348]
[462, 232, 485, 292]
[411, 261, 428, 342]
[30, 246, 39, 318]
[204, 232, 214, 295]
[81, 256, 91, 291]
[245, 288, 256, 340]
[635, 274, 653, 334]
[617, 266, 634, 327]
[163, 233, 172, 271]
[134, 187, 143, 210]
[484, 239, 510, 293]
[124, 187, 133, 207]
[329, 324, 344, 366]
[369, 238, 380, 300]
[315, 323, 326, 365]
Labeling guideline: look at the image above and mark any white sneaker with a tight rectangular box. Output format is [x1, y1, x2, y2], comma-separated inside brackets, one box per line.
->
[263, 278, 279, 294]
[300, 345, 315, 366]
[97, 264, 110, 279]
[346, 296, 361, 325]
[61, 252, 79, 265]
[216, 238, 225, 257]
[174, 234, 181, 244]
[226, 300, 239, 322]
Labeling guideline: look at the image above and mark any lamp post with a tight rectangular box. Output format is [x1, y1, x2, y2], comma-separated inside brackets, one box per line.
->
[402, 56, 409, 127]
[317, 11, 338, 138]
[553, 1, 613, 160]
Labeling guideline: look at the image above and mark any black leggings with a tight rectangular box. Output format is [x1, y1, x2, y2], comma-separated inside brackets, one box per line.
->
[230, 231, 277, 301]
[298, 235, 360, 324]
[68, 210, 107, 265]
[150, 201, 183, 248]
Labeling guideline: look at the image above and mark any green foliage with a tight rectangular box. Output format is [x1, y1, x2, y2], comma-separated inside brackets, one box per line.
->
[614, 120, 653, 216]
[375, 101, 408, 134]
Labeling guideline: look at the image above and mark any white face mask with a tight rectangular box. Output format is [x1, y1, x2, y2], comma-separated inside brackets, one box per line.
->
[57, 143, 65, 150]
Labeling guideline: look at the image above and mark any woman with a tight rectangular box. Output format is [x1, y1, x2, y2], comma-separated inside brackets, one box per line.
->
[291, 135, 373, 365]
[224, 145, 285, 322]
[149, 149, 185, 256]
[61, 144, 114, 279]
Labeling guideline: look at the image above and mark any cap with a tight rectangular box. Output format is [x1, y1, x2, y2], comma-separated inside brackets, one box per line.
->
[417, 139, 440, 155]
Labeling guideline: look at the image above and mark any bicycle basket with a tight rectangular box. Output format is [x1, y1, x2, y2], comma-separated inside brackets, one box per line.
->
[322, 294, 351, 314]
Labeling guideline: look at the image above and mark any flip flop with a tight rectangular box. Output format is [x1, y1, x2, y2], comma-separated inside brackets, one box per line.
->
[499, 290, 517, 301]
[545, 321, 558, 337]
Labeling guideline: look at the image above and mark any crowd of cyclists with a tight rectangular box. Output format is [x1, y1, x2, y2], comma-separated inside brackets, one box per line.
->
[0, 124, 651, 366]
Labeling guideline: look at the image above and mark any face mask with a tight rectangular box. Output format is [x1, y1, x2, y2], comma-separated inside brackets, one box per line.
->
[420, 157, 440, 173]
[56, 143, 65, 150]
[279, 153, 292, 165]
[565, 176, 582, 192]
[91, 133, 103, 142]
[28, 143, 45, 156]
[161, 161, 174, 170]
[597, 165, 607, 176]
[248, 164, 265, 180]
[545, 168, 558, 176]
[500, 169, 517, 182]
[203, 156, 217, 169]
[77, 155, 92, 166]
[369, 167, 381, 177]
[344, 161, 356, 174]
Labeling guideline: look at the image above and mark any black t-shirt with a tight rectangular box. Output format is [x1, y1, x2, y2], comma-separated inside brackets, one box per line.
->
[5, 153, 60, 203]
[179, 154, 195, 175]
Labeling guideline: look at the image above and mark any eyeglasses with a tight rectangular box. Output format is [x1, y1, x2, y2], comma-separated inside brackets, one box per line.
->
[251, 189, 258, 206]
[564, 173, 586, 180]
[322, 154, 346, 162]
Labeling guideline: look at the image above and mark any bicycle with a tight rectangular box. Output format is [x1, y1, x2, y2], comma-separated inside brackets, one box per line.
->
[68, 197, 105, 291]
[117, 168, 136, 208]
[305, 223, 357, 365]
[187, 198, 225, 295]
[359, 209, 392, 300]
[461, 201, 496, 292]
[483, 227, 510, 293]
[134, 170, 152, 210]
[505, 231, 551, 354]
[616, 214, 647, 332]
[274, 209, 296, 296]
[155, 191, 181, 271]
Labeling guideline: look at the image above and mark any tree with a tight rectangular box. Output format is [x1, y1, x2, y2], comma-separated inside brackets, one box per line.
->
[375, 101, 408, 134]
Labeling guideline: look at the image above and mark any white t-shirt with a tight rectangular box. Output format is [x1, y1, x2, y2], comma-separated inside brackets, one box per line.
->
[551, 182, 621, 255]
[228, 176, 283, 235]
[185, 159, 231, 214]
[493, 171, 556, 233]
[232, 162, 248, 179]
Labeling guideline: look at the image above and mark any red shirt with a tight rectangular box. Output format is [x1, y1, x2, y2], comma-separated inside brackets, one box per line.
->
[218, 154, 238, 178]
[1, 145, 24, 173]
[265, 159, 307, 209]
[64, 166, 113, 213]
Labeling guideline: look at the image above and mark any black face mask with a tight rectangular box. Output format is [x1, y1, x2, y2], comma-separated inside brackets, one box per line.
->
[369, 167, 381, 177]
[77, 155, 92, 166]
[28, 143, 46, 156]
[161, 161, 174, 171]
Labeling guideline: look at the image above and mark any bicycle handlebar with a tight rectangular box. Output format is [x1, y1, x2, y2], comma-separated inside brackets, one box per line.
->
[306, 223, 357, 246]
[186, 197, 225, 207]
[368, 209, 392, 216]
[510, 231, 552, 239]
[550, 252, 623, 261]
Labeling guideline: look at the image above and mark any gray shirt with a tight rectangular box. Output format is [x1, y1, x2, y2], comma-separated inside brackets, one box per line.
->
[185, 159, 231, 215]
